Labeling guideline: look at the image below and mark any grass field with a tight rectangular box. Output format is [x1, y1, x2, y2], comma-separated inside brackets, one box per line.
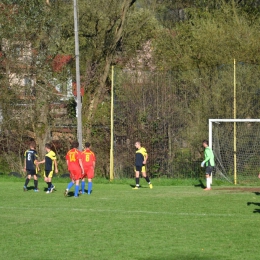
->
[1, 178, 260, 260]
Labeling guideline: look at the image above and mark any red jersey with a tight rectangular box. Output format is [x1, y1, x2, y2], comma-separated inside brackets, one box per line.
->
[81, 148, 96, 168]
[65, 148, 82, 171]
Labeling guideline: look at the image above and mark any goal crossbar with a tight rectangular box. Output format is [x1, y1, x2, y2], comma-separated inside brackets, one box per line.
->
[209, 119, 260, 148]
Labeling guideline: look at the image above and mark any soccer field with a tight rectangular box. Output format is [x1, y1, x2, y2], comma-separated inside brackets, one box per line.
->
[1, 180, 260, 260]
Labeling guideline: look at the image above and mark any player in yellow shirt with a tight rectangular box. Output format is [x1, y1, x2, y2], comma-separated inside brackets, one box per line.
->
[37, 143, 58, 193]
[133, 141, 153, 189]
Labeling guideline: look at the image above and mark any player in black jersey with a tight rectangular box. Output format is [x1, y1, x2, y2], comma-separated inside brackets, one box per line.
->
[23, 141, 39, 192]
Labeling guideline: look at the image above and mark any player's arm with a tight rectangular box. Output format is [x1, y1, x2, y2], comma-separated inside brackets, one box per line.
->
[34, 159, 40, 171]
[143, 153, 148, 164]
[79, 158, 84, 175]
[23, 157, 26, 172]
[201, 149, 210, 167]
[37, 159, 45, 165]
[54, 159, 58, 173]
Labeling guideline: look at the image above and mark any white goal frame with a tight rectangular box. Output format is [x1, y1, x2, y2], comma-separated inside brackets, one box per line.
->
[209, 119, 260, 184]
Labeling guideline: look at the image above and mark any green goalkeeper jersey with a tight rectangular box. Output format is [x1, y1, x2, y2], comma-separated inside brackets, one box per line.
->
[204, 147, 215, 167]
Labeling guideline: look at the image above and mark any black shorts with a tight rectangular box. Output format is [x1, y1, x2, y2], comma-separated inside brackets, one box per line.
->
[205, 166, 213, 175]
[135, 165, 142, 171]
[45, 170, 51, 178]
[26, 169, 37, 176]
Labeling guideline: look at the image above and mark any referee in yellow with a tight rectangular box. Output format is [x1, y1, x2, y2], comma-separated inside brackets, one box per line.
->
[133, 141, 153, 189]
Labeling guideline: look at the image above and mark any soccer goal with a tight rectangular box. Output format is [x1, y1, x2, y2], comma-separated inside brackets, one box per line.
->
[209, 119, 260, 184]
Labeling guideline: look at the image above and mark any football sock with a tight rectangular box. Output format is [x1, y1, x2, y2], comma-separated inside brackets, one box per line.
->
[75, 185, 79, 197]
[88, 182, 92, 193]
[48, 182, 52, 190]
[81, 181, 85, 192]
[145, 176, 150, 183]
[25, 178, 30, 187]
[206, 178, 210, 188]
[135, 177, 140, 186]
[67, 181, 74, 190]
[34, 180, 38, 189]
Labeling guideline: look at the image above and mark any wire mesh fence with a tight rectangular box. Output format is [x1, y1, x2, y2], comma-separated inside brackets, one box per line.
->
[113, 63, 260, 181]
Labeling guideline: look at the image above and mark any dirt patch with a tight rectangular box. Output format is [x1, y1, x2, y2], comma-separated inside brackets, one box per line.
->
[215, 187, 260, 193]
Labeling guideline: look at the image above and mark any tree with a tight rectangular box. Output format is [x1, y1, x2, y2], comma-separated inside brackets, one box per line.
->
[0, 0, 73, 172]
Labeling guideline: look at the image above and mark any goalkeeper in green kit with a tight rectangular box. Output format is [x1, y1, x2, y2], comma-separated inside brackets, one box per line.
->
[201, 140, 215, 190]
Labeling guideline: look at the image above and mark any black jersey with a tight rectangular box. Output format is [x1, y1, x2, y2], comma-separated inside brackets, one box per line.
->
[24, 149, 38, 170]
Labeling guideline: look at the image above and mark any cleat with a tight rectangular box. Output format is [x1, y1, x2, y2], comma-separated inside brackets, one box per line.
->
[46, 190, 50, 194]
[34, 189, 39, 192]
[50, 185, 55, 193]
[79, 191, 85, 194]
[87, 192, 91, 195]
[64, 189, 68, 197]
[132, 186, 139, 190]
[149, 184, 153, 189]
[204, 188, 211, 191]
[23, 186, 27, 192]
[74, 196, 79, 198]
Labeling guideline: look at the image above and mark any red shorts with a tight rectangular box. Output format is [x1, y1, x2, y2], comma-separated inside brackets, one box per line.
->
[69, 169, 82, 181]
[82, 166, 94, 179]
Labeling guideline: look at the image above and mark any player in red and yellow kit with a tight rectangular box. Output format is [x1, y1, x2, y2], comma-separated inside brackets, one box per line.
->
[80, 142, 96, 195]
[64, 141, 84, 197]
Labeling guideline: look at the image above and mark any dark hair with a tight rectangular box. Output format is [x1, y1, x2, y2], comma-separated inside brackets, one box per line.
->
[29, 141, 36, 149]
[85, 142, 91, 148]
[45, 143, 52, 149]
[202, 140, 208, 145]
[71, 140, 79, 148]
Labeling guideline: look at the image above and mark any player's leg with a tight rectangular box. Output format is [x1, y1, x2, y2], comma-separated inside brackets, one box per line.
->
[50, 179, 55, 192]
[33, 173, 39, 191]
[64, 172, 75, 196]
[43, 171, 49, 191]
[24, 173, 31, 191]
[204, 167, 212, 190]
[46, 171, 54, 193]
[87, 167, 94, 194]
[50, 174, 55, 192]
[87, 178, 93, 195]
[74, 178, 80, 197]
[81, 173, 86, 194]
[133, 167, 141, 189]
[141, 166, 153, 189]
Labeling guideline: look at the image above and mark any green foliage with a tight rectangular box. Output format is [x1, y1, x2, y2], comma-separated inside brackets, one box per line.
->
[153, 1, 260, 69]
[66, 97, 77, 118]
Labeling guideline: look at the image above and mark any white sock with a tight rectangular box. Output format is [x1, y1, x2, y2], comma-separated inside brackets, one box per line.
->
[206, 178, 211, 188]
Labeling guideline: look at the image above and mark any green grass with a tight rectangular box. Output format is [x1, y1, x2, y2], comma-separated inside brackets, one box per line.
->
[1, 178, 260, 259]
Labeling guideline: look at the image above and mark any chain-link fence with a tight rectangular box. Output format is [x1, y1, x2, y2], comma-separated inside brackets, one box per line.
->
[113, 63, 260, 181]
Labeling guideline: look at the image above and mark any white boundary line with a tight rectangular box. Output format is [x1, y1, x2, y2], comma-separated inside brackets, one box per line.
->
[0, 206, 239, 217]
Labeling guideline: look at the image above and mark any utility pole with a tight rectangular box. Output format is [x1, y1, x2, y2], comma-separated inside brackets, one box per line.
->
[73, 0, 83, 150]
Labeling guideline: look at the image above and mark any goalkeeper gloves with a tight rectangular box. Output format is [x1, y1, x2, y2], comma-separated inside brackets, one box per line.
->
[201, 161, 205, 167]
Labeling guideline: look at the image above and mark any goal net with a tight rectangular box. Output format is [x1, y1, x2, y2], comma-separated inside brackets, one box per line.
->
[209, 119, 260, 183]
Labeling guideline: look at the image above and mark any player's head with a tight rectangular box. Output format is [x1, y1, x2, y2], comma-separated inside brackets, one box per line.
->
[85, 142, 91, 148]
[202, 140, 209, 148]
[29, 141, 36, 149]
[135, 141, 141, 149]
[71, 140, 79, 148]
[45, 143, 52, 151]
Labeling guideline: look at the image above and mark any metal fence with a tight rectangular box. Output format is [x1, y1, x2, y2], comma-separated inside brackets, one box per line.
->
[112, 62, 260, 181]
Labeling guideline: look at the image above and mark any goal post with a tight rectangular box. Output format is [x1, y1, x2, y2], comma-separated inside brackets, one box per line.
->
[209, 119, 260, 184]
